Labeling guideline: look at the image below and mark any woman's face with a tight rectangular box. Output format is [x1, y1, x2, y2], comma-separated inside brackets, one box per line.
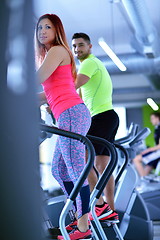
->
[37, 18, 56, 49]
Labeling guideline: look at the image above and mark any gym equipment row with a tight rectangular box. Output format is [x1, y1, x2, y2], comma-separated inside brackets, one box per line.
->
[39, 119, 155, 240]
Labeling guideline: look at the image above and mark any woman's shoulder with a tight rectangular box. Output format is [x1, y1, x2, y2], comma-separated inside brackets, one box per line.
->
[49, 45, 67, 54]
[48, 46, 70, 65]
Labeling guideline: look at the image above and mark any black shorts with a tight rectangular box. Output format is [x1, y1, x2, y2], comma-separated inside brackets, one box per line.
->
[147, 158, 160, 169]
[87, 109, 119, 156]
[142, 150, 160, 169]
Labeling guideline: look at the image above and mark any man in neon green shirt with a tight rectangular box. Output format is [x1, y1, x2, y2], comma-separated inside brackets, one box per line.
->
[72, 33, 119, 223]
[77, 53, 113, 117]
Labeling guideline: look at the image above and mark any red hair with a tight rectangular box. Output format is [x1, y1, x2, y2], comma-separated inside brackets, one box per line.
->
[34, 14, 77, 80]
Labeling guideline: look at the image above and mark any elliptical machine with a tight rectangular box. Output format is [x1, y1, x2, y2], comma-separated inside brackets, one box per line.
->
[39, 116, 124, 239]
[88, 123, 153, 240]
[39, 122, 95, 239]
[114, 126, 153, 240]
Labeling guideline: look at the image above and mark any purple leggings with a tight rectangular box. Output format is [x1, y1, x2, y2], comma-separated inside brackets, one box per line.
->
[51, 103, 91, 218]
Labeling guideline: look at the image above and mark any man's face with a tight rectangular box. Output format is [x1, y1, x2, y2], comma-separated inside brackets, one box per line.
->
[150, 115, 159, 126]
[72, 38, 92, 61]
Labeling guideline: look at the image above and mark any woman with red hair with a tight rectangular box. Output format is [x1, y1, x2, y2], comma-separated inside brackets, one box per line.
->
[35, 14, 92, 240]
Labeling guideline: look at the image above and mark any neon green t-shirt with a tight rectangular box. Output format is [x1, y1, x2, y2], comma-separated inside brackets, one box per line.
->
[78, 54, 113, 117]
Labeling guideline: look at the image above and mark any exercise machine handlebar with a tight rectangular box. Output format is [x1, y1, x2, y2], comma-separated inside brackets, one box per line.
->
[128, 127, 151, 148]
[115, 122, 139, 145]
[114, 143, 129, 185]
[87, 135, 124, 240]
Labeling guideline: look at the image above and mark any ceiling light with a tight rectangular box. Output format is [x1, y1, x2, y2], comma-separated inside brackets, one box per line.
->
[98, 37, 127, 72]
[147, 98, 159, 111]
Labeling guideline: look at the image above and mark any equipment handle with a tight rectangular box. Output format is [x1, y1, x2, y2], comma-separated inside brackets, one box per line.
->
[115, 122, 139, 144]
[129, 127, 151, 147]
[114, 143, 129, 185]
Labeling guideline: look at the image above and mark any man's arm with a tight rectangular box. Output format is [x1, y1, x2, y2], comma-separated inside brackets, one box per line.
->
[75, 73, 90, 89]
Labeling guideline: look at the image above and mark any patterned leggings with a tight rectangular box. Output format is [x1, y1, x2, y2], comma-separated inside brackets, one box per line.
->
[52, 103, 91, 218]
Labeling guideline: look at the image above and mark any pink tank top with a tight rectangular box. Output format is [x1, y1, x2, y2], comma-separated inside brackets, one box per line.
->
[42, 64, 83, 120]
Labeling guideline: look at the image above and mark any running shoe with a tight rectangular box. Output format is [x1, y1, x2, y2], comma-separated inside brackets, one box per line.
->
[89, 202, 112, 221]
[99, 210, 119, 223]
[48, 220, 77, 239]
[57, 227, 92, 240]
[66, 219, 77, 231]
[66, 219, 90, 231]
